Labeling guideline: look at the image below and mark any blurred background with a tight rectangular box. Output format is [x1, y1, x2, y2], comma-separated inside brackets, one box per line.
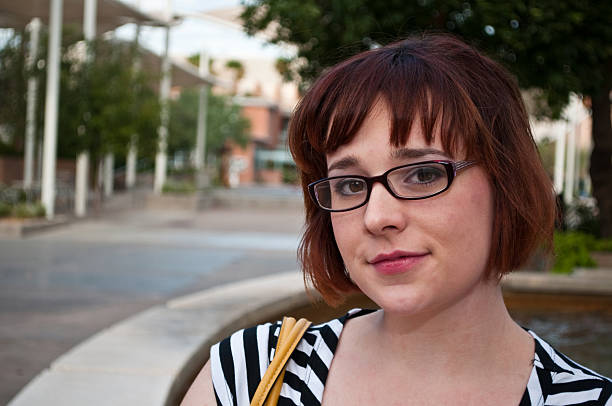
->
[0, 0, 611, 404]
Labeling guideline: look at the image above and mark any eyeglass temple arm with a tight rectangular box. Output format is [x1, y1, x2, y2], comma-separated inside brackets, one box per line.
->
[454, 160, 476, 172]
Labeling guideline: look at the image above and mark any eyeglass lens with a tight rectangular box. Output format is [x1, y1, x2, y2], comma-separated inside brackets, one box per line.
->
[314, 162, 450, 211]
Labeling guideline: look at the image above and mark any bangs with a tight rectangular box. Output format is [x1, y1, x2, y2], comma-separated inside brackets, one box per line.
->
[302, 42, 484, 167]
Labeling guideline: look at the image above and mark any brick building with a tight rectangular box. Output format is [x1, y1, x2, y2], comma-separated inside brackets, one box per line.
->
[225, 96, 292, 186]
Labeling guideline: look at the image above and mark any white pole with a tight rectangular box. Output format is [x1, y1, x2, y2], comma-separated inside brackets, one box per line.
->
[103, 153, 114, 197]
[195, 51, 210, 189]
[126, 139, 137, 188]
[24, 18, 41, 190]
[37, 138, 43, 182]
[553, 123, 566, 195]
[83, 0, 97, 40]
[75, 139, 89, 216]
[194, 50, 209, 171]
[153, 2, 172, 195]
[75, 0, 97, 217]
[41, 0, 63, 219]
[126, 8, 142, 190]
[74, 121, 91, 216]
[563, 122, 577, 205]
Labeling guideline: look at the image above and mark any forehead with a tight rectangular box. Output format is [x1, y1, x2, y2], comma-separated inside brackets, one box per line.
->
[326, 101, 456, 167]
[324, 92, 469, 166]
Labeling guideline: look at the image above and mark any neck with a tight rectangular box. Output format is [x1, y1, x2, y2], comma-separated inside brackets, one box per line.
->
[368, 281, 531, 373]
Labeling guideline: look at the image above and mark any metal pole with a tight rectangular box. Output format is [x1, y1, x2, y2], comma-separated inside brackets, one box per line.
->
[75, 0, 97, 217]
[126, 138, 137, 188]
[195, 50, 209, 188]
[153, 2, 172, 195]
[553, 123, 566, 195]
[195, 50, 209, 170]
[127, 7, 142, 190]
[564, 122, 577, 205]
[103, 153, 114, 197]
[83, 0, 97, 40]
[24, 18, 41, 190]
[41, 0, 63, 219]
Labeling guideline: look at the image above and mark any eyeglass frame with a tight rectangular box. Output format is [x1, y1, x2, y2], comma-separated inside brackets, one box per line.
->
[308, 160, 476, 212]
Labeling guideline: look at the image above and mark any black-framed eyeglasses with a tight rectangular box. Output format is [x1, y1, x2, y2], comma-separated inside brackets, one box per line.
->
[308, 160, 476, 212]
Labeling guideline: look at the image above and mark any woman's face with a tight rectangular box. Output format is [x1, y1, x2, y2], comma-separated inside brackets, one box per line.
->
[328, 102, 495, 316]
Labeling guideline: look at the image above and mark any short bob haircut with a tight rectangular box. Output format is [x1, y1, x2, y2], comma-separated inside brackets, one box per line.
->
[289, 34, 556, 305]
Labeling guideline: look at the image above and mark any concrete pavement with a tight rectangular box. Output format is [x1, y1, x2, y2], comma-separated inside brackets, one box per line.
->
[0, 193, 305, 405]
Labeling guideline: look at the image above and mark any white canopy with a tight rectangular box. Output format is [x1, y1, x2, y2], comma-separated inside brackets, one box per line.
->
[0, 0, 166, 32]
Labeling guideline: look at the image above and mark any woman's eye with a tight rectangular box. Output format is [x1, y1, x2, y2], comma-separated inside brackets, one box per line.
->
[407, 166, 443, 184]
[335, 179, 365, 195]
[416, 168, 437, 182]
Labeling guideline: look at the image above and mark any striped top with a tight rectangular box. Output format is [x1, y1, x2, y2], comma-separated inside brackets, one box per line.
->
[210, 308, 612, 406]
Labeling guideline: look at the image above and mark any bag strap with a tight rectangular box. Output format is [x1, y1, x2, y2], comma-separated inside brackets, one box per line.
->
[250, 317, 312, 406]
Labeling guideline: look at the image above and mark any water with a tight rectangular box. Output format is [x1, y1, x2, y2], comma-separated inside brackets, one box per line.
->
[510, 310, 612, 377]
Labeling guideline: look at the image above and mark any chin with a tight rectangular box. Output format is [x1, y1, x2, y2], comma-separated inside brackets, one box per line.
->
[364, 286, 432, 315]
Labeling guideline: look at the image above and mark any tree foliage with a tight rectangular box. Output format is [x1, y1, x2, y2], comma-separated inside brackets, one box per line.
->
[57, 37, 160, 162]
[168, 87, 250, 159]
[0, 28, 160, 165]
[0, 29, 42, 156]
[241, 0, 612, 237]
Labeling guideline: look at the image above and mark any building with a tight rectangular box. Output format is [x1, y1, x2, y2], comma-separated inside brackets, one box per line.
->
[210, 57, 299, 187]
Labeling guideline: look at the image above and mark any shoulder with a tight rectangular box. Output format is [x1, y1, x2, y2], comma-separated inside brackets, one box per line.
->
[180, 359, 216, 406]
[527, 330, 612, 405]
[209, 309, 372, 406]
[210, 321, 280, 406]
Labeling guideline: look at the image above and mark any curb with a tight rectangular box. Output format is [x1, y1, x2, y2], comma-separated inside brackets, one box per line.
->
[8, 272, 312, 406]
[0, 216, 70, 238]
[9, 270, 612, 405]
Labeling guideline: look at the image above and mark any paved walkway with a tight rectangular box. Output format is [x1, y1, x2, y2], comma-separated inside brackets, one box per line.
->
[0, 192, 304, 404]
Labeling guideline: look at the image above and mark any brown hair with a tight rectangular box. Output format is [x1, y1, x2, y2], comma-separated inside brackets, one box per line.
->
[289, 34, 556, 305]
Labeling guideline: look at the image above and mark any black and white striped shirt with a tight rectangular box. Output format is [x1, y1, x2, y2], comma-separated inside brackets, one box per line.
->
[211, 308, 612, 406]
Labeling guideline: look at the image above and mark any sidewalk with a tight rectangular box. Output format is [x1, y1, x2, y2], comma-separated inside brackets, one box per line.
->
[0, 187, 305, 405]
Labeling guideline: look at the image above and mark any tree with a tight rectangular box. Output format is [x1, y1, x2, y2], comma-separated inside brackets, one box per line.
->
[168, 87, 250, 170]
[59, 38, 160, 163]
[0, 29, 160, 182]
[241, 0, 612, 237]
[225, 59, 245, 94]
[0, 28, 45, 157]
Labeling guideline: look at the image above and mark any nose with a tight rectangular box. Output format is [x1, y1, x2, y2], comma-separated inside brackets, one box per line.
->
[363, 182, 407, 235]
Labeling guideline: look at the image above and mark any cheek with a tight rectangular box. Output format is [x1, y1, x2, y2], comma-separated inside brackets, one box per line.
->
[330, 212, 360, 260]
[444, 177, 495, 261]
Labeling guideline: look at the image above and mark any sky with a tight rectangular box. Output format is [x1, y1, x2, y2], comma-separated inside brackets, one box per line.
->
[116, 0, 291, 60]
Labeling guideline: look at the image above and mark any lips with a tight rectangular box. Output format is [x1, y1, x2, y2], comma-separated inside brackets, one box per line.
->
[369, 250, 429, 275]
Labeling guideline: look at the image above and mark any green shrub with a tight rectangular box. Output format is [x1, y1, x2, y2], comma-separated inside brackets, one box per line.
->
[33, 203, 46, 217]
[282, 165, 298, 184]
[592, 238, 612, 252]
[12, 202, 46, 218]
[552, 232, 597, 273]
[0, 202, 11, 217]
[162, 180, 196, 195]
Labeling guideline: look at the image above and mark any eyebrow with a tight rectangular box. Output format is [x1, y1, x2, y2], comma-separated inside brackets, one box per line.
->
[390, 147, 450, 160]
[327, 148, 450, 172]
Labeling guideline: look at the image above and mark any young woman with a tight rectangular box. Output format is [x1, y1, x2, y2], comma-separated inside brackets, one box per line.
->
[182, 34, 611, 406]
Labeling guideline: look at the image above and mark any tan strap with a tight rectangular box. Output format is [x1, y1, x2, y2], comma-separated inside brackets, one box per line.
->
[264, 318, 294, 406]
[250, 317, 312, 406]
